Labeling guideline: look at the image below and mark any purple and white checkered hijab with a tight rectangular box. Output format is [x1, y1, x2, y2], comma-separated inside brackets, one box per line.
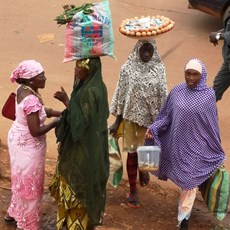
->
[148, 58, 225, 190]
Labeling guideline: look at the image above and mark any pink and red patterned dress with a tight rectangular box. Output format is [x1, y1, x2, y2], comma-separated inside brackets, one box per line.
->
[7, 94, 46, 230]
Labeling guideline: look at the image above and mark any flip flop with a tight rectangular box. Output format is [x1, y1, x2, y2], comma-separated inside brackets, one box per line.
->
[139, 171, 150, 187]
[126, 192, 141, 208]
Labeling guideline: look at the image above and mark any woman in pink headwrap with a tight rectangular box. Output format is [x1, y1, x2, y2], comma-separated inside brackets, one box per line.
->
[145, 58, 226, 230]
[5, 60, 61, 230]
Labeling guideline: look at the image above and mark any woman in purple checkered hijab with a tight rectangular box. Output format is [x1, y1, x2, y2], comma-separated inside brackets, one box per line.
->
[145, 58, 226, 230]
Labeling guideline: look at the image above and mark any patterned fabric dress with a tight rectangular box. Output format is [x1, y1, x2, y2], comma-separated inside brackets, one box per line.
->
[7, 94, 46, 230]
[148, 59, 226, 190]
[110, 40, 167, 151]
[110, 39, 167, 128]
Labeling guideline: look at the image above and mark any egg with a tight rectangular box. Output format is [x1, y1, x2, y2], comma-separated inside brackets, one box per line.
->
[147, 31, 152, 36]
[120, 27, 126, 34]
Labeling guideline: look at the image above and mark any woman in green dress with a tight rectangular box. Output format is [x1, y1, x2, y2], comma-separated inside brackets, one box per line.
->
[50, 57, 110, 230]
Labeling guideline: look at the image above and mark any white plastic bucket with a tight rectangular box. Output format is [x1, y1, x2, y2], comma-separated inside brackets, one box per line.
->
[137, 146, 161, 172]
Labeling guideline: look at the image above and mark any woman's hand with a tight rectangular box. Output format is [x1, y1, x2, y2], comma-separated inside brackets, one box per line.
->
[109, 122, 120, 136]
[145, 129, 154, 139]
[54, 87, 69, 108]
[27, 113, 61, 137]
[109, 115, 123, 136]
[50, 117, 61, 129]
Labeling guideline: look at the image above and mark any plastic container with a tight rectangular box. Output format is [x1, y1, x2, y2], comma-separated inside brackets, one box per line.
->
[137, 146, 161, 172]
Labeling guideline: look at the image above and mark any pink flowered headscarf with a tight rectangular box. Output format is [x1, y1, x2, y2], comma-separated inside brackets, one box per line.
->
[10, 60, 44, 83]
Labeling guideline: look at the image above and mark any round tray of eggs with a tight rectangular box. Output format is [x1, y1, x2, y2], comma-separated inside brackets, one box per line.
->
[119, 15, 175, 39]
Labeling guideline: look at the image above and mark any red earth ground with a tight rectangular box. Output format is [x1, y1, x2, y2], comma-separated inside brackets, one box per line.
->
[0, 143, 230, 230]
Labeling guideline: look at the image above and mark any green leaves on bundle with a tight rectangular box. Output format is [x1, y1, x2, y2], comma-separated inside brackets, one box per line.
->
[55, 3, 94, 25]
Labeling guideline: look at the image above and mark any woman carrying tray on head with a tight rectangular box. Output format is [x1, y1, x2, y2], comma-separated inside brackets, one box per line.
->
[110, 39, 167, 208]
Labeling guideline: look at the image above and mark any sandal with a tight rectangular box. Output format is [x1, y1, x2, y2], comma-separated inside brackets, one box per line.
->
[139, 171, 150, 187]
[4, 213, 16, 223]
[126, 191, 140, 208]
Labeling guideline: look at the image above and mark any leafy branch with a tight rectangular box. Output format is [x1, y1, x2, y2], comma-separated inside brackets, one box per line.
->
[55, 3, 94, 25]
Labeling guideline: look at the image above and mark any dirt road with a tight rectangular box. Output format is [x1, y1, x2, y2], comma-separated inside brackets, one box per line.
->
[1, 144, 230, 230]
[0, 0, 230, 229]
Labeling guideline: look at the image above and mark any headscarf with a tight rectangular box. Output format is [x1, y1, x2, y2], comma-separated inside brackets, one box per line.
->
[10, 60, 44, 83]
[110, 39, 167, 127]
[148, 58, 225, 190]
[184, 58, 207, 91]
[185, 58, 202, 74]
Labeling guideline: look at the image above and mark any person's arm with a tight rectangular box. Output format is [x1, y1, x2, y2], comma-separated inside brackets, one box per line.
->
[45, 107, 62, 118]
[54, 86, 70, 109]
[218, 28, 224, 33]
[109, 114, 123, 135]
[27, 111, 60, 137]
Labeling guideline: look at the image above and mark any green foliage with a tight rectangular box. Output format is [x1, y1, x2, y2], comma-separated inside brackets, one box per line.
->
[55, 3, 94, 25]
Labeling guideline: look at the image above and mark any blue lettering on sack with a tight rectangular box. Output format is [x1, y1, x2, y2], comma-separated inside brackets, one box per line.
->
[92, 14, 111, 26]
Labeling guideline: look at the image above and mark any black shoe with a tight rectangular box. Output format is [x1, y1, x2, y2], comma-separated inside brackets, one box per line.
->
[180, 219, 189, 230]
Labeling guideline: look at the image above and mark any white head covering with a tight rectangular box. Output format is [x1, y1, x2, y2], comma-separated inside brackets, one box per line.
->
[10, 60, 44, 83]
[185, 59, 202, 74]
[184, 58, 208, 91]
